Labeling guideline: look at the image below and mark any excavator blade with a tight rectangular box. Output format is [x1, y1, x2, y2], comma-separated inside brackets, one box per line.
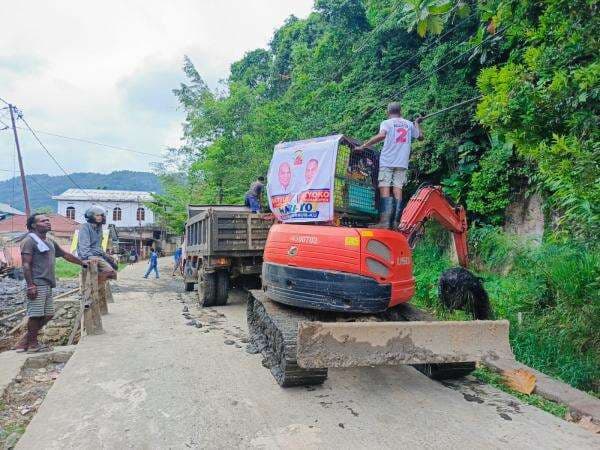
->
[296, 320, 513, 369]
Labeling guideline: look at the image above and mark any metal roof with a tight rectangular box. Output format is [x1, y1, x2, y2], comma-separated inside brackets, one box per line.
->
[0, 203, 25, 215]
[52, 189, 154, 202]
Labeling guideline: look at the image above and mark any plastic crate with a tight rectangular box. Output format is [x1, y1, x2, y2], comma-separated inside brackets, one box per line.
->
[333, 144, 378, 218]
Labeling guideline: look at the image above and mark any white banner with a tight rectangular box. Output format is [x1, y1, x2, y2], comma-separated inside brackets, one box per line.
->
[267, 135, 341, 222]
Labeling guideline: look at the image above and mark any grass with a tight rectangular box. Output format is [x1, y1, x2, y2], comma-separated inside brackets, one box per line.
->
[55, 259, 81, 279]
[473, 366, 569, 419]
[411, 224, 600, 393]
[55, 259, 127, 280]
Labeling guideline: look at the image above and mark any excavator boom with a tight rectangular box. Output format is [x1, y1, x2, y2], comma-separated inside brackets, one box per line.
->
[398, 185, 469, 267]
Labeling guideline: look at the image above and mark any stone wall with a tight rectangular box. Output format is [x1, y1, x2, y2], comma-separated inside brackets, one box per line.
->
[39, 299, 81, 346]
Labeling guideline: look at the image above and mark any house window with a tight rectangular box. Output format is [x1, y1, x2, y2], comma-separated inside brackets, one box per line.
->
[66, 206, 75, 220]
[136, 207, 145, 221]
[113, 207, 122, 221]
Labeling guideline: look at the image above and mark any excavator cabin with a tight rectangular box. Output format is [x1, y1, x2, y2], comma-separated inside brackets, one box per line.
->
[262, 136, 470, 314]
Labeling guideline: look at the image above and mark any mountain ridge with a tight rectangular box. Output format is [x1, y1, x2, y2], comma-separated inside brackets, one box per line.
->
[0, 170, 162, 212]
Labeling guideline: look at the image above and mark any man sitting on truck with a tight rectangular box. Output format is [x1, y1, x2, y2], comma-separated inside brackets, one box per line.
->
[244, 176, 265, 213]
[356, 102, 423, 229]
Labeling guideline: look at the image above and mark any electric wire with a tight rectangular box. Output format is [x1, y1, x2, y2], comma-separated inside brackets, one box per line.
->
[14, 127, 163, 158]
[334, 27, 505, 132]
[18, 116, 93, 199]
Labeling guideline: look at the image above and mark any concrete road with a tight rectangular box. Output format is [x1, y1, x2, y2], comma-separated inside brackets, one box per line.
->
[17, 260, 599, 449]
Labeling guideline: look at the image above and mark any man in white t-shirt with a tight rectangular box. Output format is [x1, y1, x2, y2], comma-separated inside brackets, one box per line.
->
[356, 102, 423, 228]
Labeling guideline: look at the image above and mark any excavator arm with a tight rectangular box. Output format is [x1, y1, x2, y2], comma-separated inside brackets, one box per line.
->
[397, 186, 469, 267]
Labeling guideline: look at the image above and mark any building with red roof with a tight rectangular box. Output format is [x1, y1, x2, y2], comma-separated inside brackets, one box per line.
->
[0, 213, 79, 246]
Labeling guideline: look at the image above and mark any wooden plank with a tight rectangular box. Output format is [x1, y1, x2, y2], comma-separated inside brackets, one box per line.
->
[98, 280, 109, 315]
[0, 308, 26, 323]
[54, 287, 80, 300]
[106, 282, 114, 303]
[67, 306, 83, 345]
[81, 260, 104, 335]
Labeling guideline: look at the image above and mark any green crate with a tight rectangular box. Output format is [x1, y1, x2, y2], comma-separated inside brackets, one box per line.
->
[347, 181, 378, 216]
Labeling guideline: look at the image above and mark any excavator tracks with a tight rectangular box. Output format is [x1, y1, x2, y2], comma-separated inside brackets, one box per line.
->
[247, 291, 328, 387]
[248, 290, 476, 387]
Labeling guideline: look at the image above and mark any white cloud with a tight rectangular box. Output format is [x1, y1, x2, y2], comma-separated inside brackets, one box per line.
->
[0, 0, 313, 181]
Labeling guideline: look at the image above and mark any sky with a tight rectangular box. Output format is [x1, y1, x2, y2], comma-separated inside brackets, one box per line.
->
[0, 0, 314, 181]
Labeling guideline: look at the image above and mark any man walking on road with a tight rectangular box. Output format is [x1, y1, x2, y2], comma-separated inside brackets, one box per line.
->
[77, 206, 118, 281]
[14, 214, 86, 353]
[144, 248, 159, 279]
[244, 176, 265, 213]
[172, 246, 182, 277]
[356, 102, 423, 228]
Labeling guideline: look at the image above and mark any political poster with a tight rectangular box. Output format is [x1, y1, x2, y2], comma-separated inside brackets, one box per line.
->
[267, 134, 341, 222]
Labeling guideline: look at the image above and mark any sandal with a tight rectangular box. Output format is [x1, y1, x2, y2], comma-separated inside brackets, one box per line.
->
[27, 345, 52, 353]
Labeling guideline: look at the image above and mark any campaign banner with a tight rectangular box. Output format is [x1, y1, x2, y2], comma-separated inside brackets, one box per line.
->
[267, 134, 341, 222]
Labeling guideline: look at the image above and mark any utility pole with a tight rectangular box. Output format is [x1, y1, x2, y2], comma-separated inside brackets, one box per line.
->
[9, 104, 31, 216]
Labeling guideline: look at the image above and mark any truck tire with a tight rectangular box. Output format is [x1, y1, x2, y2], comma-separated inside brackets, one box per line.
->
[199, 271, 217, 307]
[184, 282, 195, 292]
[216, 270, 230, 306]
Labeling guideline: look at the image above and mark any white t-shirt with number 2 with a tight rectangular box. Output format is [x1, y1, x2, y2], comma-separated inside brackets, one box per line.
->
[378, 117, 420, 168]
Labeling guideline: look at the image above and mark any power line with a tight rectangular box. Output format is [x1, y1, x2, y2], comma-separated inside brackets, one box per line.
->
[18, 115, 93, 199]
[14, 126, 164, 158]
[335, 27, 505, 131]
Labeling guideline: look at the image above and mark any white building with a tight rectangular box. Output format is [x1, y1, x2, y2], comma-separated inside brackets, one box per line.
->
[53, 189, 155, 227]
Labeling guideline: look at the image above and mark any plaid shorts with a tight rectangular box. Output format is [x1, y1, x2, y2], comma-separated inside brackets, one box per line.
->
[26, 284, 54, 317]
[378, 167, 408, 188]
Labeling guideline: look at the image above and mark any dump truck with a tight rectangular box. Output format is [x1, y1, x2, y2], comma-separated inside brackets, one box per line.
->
[247, 135, 513, 387]
[182, 205, 272, 306]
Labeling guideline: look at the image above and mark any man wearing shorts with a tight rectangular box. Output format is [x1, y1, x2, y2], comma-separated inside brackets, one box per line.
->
[15, 214, 85, 353]
[77, 206, 118, 282]
[356, 102, 423, 228]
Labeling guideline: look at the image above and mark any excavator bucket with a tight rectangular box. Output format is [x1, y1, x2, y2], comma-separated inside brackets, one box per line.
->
[296, 320, 513, 369]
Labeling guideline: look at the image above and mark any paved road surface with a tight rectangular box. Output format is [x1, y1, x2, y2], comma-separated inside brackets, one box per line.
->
[17, 260, 599, 449]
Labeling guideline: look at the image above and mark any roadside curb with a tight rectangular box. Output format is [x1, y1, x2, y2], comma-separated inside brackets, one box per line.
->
[483, 357, 600, 432]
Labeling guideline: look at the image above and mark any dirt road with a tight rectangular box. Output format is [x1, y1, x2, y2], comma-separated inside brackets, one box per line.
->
[16, 260, 599, 449]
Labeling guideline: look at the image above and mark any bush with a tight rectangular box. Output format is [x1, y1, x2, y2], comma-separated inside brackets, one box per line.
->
[412, 224, 600, 392]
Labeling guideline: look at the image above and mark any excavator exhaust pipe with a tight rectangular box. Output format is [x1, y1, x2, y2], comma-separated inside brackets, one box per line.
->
[296, 319, 513, 369]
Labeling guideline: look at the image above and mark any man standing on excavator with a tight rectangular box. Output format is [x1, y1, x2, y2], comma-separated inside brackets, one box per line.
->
[356, 102, 423, 228]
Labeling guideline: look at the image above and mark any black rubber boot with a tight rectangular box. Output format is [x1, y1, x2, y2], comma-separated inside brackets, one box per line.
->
[392, 198, 403, 230]
[372, 197, 394, 229]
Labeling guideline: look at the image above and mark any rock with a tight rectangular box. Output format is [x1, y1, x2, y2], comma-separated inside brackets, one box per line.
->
[20, 405, 32, 415]
[245, 344, 259, 354]
[195, 322, 203, 328]
[14, 375, 23, 383]
[34, 375, 50, 382]
[224, 340, 235, 345]
[182, 306, 189, 312]
[186, 320, 197, 327]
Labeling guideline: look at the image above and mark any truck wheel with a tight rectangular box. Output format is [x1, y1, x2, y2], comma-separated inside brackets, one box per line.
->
[184, 282, 195, 292]
[199, 271, 217, 307]
[216, 270, 230, 306]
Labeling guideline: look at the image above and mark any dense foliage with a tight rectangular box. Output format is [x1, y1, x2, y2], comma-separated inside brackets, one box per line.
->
[412, 224, 599, 392]
[154, 0, 599, 390]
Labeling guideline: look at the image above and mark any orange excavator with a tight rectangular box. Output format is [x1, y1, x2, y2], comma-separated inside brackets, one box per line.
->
[247, 135, 512, 387]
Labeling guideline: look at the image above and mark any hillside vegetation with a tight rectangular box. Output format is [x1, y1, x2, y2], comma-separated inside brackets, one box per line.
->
[152, 0, 599, 391]
[0, 170, 162, 211]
